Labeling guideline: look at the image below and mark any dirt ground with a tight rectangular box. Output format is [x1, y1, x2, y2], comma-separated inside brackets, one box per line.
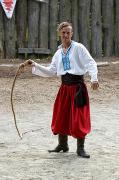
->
[0, 58, 119, 180]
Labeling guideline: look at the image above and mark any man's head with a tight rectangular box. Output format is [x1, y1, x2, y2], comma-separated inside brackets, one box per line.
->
[57, 22, 73, 32]
[57, 22, 73, 45]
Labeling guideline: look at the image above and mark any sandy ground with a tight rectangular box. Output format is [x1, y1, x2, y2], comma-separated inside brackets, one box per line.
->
[0, 59, 119, 180]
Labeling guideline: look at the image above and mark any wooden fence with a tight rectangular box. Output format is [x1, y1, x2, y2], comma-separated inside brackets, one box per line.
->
[0, 0, 119, 59]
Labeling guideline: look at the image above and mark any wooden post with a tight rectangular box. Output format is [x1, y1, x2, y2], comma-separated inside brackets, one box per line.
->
[0, 5, 4, 59]
[59, 0, 72, 23]
[27, 0, 40, 58]
[16, 0, 27, 48]
[4, 13, 16, 58]
[91, 0, 102, 57]
[71, 0, 79, 42]
[39, 0, 49, 48]
[102, 0, 114, 56]
[49, 0, 58, 54]
[78, 0, 91, 51]
[115, 0, 119, 56]
[28, 0, 39, 48]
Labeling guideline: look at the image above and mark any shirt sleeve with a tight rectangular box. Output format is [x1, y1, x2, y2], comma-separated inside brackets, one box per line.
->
[79, 44, 98, 82]
[32, 55, 57, 77]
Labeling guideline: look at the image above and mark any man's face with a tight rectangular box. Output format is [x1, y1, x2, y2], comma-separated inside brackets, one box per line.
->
[59, 26, 73, 44]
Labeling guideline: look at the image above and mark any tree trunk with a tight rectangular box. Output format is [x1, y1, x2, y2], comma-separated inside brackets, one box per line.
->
[4, 13, 16, 58]
[0, 6, 4, 59]
[49, 0, 58, 54]
[102, 0, 114, 56]
[16, 0, 27, 48]
[71, 0, 79, 42]
[39, 0, 49, 48]
[78, 0, 91, 51]
[28, 0, 39, 48]
[91, 0, 102, 57]
[115, 0, 119, 56]
[59, 0, 72, 23]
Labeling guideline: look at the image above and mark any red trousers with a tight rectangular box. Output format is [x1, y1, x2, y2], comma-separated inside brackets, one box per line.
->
[51, 84, 91, 138]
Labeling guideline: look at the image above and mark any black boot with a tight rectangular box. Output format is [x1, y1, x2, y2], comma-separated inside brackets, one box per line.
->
[76, 138, 90, 158]
[48, 134, 69, 153]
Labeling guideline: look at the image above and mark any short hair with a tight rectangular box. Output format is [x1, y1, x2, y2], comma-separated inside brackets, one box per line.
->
[57, 22, 73, 32]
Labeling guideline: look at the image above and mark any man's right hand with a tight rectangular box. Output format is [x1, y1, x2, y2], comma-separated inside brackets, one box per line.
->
[20, 59, 35, 68]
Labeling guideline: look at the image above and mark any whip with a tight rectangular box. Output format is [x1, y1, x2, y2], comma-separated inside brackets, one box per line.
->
[11, 60, 33, 139]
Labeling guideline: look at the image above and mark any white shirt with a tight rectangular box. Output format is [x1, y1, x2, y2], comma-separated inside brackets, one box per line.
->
[32, 41, 98, 82]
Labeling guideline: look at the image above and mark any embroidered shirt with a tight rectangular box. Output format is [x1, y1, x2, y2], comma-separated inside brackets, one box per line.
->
[32, 41, 98, 82]
[61, 44, 72, 71]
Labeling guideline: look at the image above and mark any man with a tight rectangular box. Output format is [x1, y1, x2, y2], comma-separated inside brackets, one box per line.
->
[22, 22, 99, 158]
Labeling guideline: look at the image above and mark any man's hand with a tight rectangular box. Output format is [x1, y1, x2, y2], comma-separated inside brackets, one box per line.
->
[91, 81, 99, 90]
[20, 59, 35, 68]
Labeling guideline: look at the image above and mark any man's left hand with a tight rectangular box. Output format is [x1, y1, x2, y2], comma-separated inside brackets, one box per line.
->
[91, 81, 99, 90]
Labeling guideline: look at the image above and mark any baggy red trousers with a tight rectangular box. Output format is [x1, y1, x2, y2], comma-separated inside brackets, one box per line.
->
[51, 84, 91, 138]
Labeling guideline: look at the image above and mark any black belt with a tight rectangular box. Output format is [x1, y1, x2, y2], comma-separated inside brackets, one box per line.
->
[61, 73, 84, 85]
[61, 73, 88, 107]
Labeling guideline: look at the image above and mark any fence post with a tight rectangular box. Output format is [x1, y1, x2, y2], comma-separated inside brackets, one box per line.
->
[49, 0, 58, 54]
[102, 0, 114, 56]
[91, 0, 102, 57]
[71, 0, 79, 42]
[0, 5, 4, 59]
[115, 0, 119, 56]
[16, 0, 27, 49]
[39, 0, 49, 49]
[78, 0, 91, 51]
[28, 0, 39, 49]
[4, 13, 16, 58]
[59, 0, 72, 23]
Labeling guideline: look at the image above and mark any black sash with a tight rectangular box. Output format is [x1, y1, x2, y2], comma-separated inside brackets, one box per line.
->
[61, 73, 88, 107]
[61, 73, 84, 85]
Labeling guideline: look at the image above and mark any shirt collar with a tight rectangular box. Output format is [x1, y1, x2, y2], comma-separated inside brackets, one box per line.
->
[58, 40, 74, 50]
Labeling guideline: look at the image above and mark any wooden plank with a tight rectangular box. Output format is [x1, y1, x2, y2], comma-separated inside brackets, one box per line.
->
[91, 0, 102, 57]
[0, 5, 4, 59]
[49, 0, 58, 53]
[71, 0, 79, 42]
[16, 0, 27, 48]
[102, 0, 114, 56]
[28, 0, 39, 48]
[18, 48, 51, 54]
[97, 62, 109, 67]
[4, 13, 16, 58]
[18, 48, 33, 54]
[115, 0, 119, 56]
[34, 48, 50, 54]
[39, 0, 49, 48]
[97, 61, 119, 67]
[59, 0, 72, 23]
[78, 0, 91, 51]
[35, 0, 48, 2]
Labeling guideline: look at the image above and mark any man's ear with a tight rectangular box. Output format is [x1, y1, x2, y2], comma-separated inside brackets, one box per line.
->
[58, 31, 61, 37]
[71, 31, 73, 37]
